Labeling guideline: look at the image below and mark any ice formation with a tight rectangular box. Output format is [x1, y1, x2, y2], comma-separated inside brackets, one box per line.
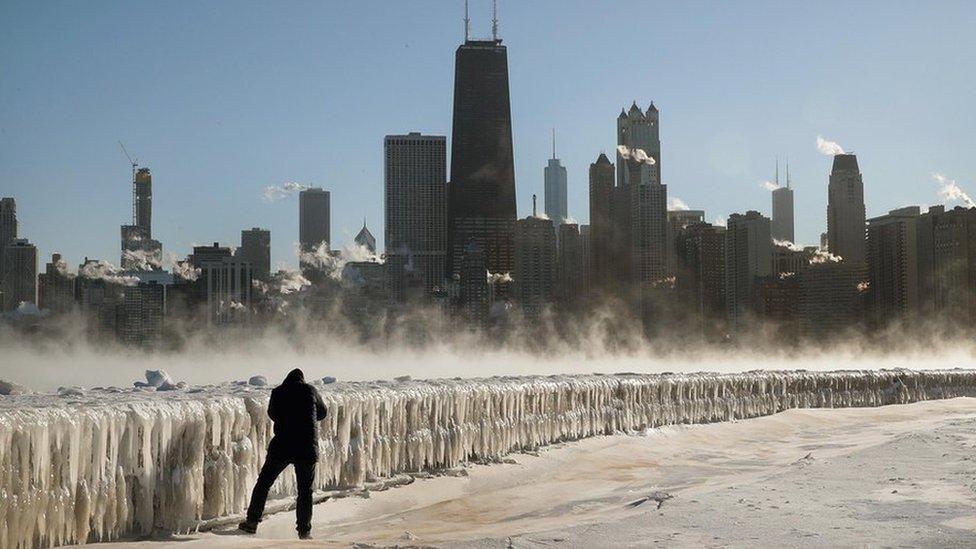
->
[1, 368, 975, 548]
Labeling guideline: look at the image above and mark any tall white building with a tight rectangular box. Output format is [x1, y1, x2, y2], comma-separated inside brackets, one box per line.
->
[384, 133, 447, 297]
[544, 130, 568, 224]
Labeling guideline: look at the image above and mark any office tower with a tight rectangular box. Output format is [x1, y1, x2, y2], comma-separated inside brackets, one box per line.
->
[578, 224, 591, 296]
[384, 133, 448, 298]
[675, 222, 727, 327]
[188, 242, 233, 268]
[623, 155, 668, 289]
[725, 211, 772, 326]
[118, 282, 165, 345]
[798, 261, 864, 339]
[771, 162, 795, 242]
[299, 188, 331, 252]
[556, 223, 585, 306]
[588, 153, 616, 294]
[38, 253, 75, 313]
[513, 197, 556, 317]
[617, 101, 661, 185]
[773, 243, 815, 276]
[1, 198, 17, 279]
[667, 209, 705, 276]
[827, 154, 867, 267]
[459, 241, 490, 323]
[916, 205, 976, 321]
[238, 228, 271, 282]
[354, 221, 376, 254]
[0, 238, 37, 311]
[446, 32, 517, 279]
[121, 168, 162, 271]
[544, 131, 568, 225]
[866, 207, 920, 320]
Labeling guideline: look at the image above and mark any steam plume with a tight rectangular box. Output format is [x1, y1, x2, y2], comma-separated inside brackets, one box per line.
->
[79, 260, 139, 286]
[760, 180, 781, 191]
[668, 197, 689, 211]
[263, 182, 310, 203]
[933, 173, 976, 209]
[616, 145, 656, 165]
[816, 135, 845, 156]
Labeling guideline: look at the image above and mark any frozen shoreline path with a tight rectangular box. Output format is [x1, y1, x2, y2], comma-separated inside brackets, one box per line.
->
[102, 398, 976, 548]
[4, 369, 976, 547]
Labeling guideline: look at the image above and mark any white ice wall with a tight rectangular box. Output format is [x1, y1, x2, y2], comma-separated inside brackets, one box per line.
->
[1, 369, 974, 548]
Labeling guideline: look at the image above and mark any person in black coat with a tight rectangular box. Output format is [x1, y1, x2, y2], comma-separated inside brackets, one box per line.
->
[239, 368, 327, 539]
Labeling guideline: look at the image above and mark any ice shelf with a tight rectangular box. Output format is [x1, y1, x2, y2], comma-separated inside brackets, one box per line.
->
[1, 369, 974, 548]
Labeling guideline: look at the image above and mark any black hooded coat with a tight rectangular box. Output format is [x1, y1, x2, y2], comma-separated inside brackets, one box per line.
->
[266, 369, 328, 462]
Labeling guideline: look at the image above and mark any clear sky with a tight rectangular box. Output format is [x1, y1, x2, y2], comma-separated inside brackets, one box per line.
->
[2, 1, 974, 270]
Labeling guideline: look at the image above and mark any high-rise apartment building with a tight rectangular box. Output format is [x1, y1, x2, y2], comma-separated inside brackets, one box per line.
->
[827, 154, 867, 267]
[1, 238, 37, 311]
[725, 211, 772, 326]
[38, 253, 75, 313]
[675, 222, 727, 327]
[556, 223, 585, 307]
[588, 153, 616, 294]
[667, 209, 705, 276]
[866, 206, 920, 320]
[916, 205, 976, 321]
[385, 133, 448, 298]
[121, 168, 162, 270]
[623, 156, 668, 289]
[513, 200, 556, 317]
[446, 37, 517, 278]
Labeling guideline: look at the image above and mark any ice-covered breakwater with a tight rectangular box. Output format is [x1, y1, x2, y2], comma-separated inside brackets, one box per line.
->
[2, 368, 975, 548]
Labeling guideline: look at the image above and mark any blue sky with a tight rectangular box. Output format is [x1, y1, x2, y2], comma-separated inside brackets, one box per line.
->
[2, 1, 974, 270]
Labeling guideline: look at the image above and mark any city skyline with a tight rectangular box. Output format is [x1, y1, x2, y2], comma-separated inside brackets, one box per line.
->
[2, 1, 976, 271]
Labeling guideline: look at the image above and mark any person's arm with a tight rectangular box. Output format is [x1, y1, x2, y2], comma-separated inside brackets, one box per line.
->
[314, 389, 327, 421]
[268, 389, 279, 421]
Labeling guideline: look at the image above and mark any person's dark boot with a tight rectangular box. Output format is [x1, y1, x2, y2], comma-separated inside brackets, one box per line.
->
[238, 520, 258, 534]
[298, 530, 313, 540]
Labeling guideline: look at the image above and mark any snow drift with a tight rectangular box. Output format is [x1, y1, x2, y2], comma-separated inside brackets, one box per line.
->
[1, 369, 975, 548]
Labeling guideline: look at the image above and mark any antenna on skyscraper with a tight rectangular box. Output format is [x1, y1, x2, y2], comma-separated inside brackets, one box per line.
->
[532, 193, 537, 217]
[775, 155, 779, 186]
[551, 128, 556, 159]
[786, 156, 791, 189]
[492, 0, 499, 41]
[464, 0, 470, 41]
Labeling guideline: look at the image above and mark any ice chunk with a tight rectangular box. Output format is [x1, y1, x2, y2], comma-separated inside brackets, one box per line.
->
[322, 376, 337, 384]
[0, 379, 29, 395]
[145, 369, 173, 387]
[248, 375, 268, 387]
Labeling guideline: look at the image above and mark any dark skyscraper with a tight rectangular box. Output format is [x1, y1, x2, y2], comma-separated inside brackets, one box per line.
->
[385, 133, 447, 297]
[827, 154, 867, 267]
[866, 207, 920, 321]
[239, 228, 271, 282]
[446, 35, 517, 278]
[514, 198, 556, 317]
[771, 162, 795, 243]
[617, 102, 661, 185]
[588, 153, 615, 295]
[299, 188, 331, 252]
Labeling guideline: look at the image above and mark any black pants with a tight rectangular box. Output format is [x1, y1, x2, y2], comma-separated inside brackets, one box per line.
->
[245, 455, 316, 533]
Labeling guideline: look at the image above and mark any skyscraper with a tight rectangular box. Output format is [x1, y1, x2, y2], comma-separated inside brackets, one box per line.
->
[916, 205, 976, 322]
[354, 221, 376, 254]
[667, 209, 705, 277]
[121, 168, 162, 270]
[385, 133, 448, 297]
[675, 222, 727, 329]
[622, 154, 668, 288]
[725, 211, 772, 326]
[544, 131, 568, 225]
[446, 33, 517, 278]
[1, 238, 37, 311]
[513, 197, 556, 317]
[299, 188, 331, 253]
[556, 223, 585, 307]
[38, 253, 75, 313]
[239, 228, 271, 282]
[617, 101, 661, 185]
[827, 154, 867, 267]
[0, 197, 16, 283]
[771, 161, 795, 243]
[866, 207, 920, 320]
[588, 153, 616, 294]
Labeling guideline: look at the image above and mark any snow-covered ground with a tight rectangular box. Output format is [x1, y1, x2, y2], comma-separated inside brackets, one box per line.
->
[2, 370, 976, 548]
